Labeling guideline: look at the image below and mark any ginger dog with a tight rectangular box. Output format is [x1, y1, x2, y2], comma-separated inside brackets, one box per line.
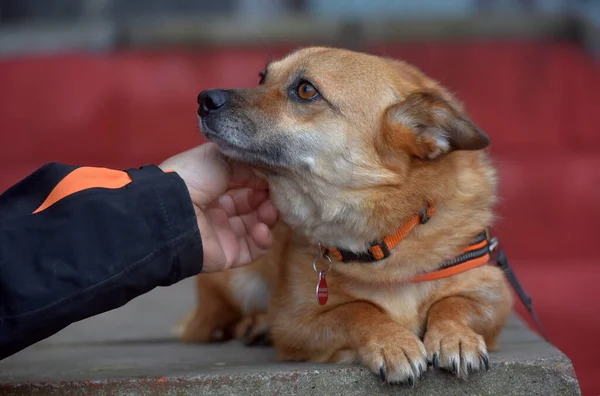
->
[180, 47, 513, 385]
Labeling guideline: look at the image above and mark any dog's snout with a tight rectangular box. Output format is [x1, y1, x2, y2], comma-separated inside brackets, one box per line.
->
[198, 89, 230, 117]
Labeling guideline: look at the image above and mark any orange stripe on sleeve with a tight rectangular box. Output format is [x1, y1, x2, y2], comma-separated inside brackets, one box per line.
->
[33, 167, 133, 214]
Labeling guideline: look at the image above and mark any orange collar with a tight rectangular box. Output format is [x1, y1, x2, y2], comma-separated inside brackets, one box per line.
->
[327, 204, 436, 262]
[325, 205, 492, 282]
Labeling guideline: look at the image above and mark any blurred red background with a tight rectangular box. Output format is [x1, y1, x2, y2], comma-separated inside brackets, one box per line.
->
[0, 40, 598, 394]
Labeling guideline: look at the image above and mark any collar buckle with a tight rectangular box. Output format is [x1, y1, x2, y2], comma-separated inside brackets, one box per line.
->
[369, 240, 391, 260]
[327, 204, 434, 263]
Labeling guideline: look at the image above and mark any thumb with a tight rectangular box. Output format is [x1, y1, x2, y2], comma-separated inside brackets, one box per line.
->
[160, 143, 231, 208]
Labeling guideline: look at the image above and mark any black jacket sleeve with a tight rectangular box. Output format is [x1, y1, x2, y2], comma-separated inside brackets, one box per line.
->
[0, 163, 204, 360]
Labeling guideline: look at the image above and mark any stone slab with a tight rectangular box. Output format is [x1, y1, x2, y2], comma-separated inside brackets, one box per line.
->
[0, 278, 581, 395]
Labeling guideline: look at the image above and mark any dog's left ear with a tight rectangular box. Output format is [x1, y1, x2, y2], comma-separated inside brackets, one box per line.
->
[380, 91, 490, 160]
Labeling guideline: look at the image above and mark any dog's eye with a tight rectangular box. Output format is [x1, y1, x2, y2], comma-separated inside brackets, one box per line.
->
[297, 81, 319, 100]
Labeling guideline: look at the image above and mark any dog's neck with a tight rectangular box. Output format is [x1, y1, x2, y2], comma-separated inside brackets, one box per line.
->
[267, 175, 383, 252]
[267, 151, 497, 282]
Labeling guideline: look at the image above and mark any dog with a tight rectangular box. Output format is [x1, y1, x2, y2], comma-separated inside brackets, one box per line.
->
[179, 46, 513, 385]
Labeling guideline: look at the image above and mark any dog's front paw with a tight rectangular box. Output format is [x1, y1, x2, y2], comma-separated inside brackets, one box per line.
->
[235, 314, 272, 346]
[424, 324, 489, 379]
[359, 326, 427, 386]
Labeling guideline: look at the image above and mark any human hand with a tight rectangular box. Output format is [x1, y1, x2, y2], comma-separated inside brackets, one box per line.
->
[159, 143, 278, 272]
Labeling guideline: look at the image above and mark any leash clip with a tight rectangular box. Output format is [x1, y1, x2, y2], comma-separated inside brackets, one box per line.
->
[313, 243, 333, 275]
[488, 236, 499, 253]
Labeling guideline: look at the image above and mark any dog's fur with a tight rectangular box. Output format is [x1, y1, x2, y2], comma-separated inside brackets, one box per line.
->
[180, 47, 513, 385]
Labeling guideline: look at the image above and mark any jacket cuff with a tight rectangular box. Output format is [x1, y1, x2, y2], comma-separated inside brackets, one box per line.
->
[130, 166, 204, 285]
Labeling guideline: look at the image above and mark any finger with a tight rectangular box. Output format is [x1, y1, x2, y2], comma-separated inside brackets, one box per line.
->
[214, 191, 276, 237]
[232, 236, 253, 268]
[251, 222, 274, 250]
[195, 210, 229, 273]
[228, 161, 270, 190]
[228, 214, 253, 238]
[227, 209, 271, 239]
[236, 200, 278, 234]
[248, 188, 270, 208]
[256, 199, 279, 227]
[212, 192, 239, 215]
[204, 208, 241, 269]
[200, 208, 275, 271]
[216, 188, 269, 217]
[229, 224, 273, 269]
[207, 204, 262, 241]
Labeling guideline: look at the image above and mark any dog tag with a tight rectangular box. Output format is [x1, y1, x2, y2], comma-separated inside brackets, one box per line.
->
[316, 271, 328, 305]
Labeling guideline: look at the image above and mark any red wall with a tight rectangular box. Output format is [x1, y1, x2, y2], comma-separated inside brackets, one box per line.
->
[0, 40, 598, 394]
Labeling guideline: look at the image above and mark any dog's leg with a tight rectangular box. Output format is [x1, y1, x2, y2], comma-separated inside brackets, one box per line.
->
[423, 291, 511, 379]
[273, 301, 427, 385]
[177, 275, 242, 343]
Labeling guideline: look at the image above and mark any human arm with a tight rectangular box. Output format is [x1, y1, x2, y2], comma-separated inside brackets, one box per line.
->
[0, 143, 277, 359]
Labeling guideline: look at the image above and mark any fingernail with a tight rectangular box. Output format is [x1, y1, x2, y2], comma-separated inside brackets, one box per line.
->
[218, 195, 231, 207]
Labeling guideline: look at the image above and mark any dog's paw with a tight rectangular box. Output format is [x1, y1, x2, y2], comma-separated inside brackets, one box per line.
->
[235, 314, 272, 347]
[359, 327, 427, 386]
[424, 325, 489, 379]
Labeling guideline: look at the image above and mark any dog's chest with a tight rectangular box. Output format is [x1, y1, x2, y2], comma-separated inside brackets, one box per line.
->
[350, 281, 433, 332]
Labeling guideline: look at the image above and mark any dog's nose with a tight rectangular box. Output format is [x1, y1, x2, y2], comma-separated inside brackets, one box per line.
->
[197, 89, 230, 117]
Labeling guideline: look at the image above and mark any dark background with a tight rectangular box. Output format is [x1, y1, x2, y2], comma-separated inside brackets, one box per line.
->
[0, 0, 599, 394]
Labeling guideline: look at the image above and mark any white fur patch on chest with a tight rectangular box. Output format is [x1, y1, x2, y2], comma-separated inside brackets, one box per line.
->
[229, 270, 271, 315]
[269, 178, 370, 251]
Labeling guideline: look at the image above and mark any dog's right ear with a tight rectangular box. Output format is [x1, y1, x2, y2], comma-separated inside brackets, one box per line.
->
[378, 91, 490, 161]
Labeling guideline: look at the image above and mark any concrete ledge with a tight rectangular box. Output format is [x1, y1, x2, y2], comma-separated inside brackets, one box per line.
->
[0, 279, 581, 395]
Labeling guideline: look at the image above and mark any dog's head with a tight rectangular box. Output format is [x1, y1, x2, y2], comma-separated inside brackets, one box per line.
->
[198, 47, 493, 251]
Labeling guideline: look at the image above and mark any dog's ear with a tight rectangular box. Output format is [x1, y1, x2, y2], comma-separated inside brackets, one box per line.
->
[380, 91, 490, 160]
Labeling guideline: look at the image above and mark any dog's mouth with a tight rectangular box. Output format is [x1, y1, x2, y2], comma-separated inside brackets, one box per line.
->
[200, 120, 241, 154]
[200, 118, 285, 172]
